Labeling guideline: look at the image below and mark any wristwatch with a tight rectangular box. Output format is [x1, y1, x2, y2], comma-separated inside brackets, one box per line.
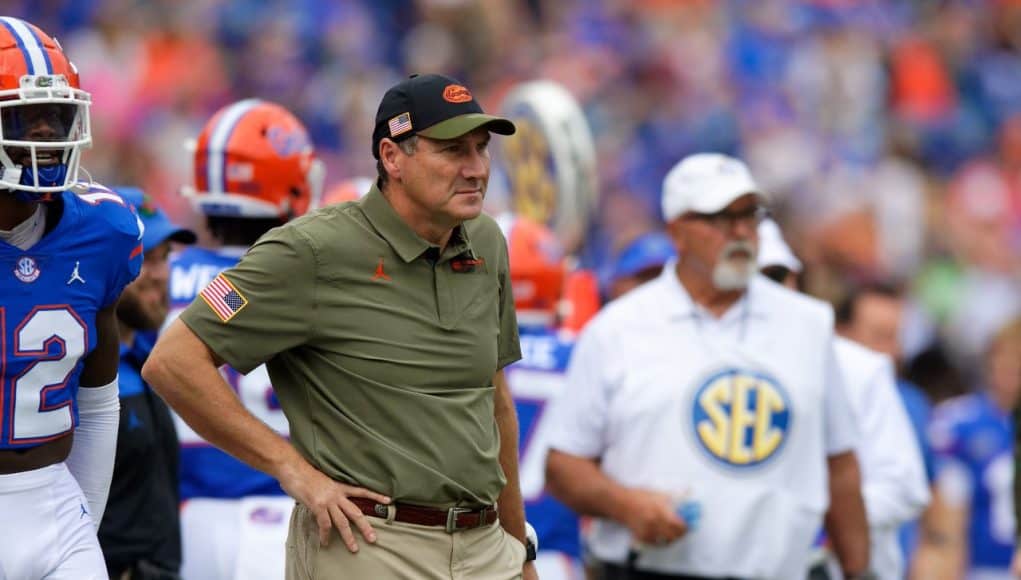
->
[524, 522, 538, 563]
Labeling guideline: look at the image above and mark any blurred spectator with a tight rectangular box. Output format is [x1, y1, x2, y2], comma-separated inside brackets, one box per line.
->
[835, 282, 939, 572]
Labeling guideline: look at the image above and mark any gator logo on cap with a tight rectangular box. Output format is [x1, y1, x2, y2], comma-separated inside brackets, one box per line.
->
[443, 84, 472, 103]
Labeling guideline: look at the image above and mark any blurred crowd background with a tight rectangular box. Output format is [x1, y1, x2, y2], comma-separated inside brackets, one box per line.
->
[9, 0, 1021, 402]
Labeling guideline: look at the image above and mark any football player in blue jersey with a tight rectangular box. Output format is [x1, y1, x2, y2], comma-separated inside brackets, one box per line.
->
[0, 16, 142, 580]
[169, 99, 323, 580]
[497, 212, 585, 580]
[913, 316, 1021, 580]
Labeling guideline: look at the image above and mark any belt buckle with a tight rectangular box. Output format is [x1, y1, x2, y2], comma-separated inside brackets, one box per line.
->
[445, 506, 472, 533]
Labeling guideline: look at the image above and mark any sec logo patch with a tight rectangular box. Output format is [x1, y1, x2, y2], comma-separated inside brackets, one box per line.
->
[14, 256, 40, 283]
[691, 369, 792, 468]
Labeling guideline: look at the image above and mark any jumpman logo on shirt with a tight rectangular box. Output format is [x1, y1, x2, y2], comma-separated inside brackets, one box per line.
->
[67, 260, 85, 285]
[372, 257, 391, 282]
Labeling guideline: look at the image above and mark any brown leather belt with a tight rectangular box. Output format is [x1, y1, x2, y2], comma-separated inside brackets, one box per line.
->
[350, 497, 498, 533]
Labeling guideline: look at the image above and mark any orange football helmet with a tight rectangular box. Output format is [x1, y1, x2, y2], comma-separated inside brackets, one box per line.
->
[184, 99, 323, 220]
[0, 17, 90, 196]
[497, 213, 567, 325]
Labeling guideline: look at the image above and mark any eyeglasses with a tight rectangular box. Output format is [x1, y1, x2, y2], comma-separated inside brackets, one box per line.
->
[685, 206, 769, 231]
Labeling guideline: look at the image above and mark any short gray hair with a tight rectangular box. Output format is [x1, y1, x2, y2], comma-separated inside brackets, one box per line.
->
[376, 136, 419, 188]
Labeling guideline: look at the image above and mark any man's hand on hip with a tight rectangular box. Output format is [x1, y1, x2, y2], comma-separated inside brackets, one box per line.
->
[279, 460, 391, 552]
[523, 561, 539, 580]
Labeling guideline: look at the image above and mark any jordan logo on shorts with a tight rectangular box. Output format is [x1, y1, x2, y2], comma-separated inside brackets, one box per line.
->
[372, 257, 391, 282]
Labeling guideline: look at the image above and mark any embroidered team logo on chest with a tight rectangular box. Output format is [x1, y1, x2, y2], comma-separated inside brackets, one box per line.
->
[14, 256, 40, 283]
[690, 368, 792, 468]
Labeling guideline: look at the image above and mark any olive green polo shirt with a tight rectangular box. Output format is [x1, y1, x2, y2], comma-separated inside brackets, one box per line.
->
[180, 184, 521, 507]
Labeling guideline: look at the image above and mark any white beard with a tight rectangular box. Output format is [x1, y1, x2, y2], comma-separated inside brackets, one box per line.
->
[712, 241, 757, 290]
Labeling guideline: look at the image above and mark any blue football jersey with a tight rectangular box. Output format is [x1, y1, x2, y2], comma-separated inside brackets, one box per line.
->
[168, 245, 286, 499]
[507, 325, 581, 559]
[930, 392, 1015, 570]
[0, 184, 141, 450]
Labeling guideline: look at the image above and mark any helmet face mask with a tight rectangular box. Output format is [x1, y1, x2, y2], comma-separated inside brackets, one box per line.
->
[184, 99, 319, 221]
[0, 18, 91, 198]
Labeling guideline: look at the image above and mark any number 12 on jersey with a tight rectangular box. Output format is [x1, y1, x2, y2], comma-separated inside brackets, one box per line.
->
[0, 306, 87, 445]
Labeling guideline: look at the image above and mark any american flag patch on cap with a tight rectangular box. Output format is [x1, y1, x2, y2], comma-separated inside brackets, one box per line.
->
[388, 112, 412, 137]
[199, 273, 248, 322]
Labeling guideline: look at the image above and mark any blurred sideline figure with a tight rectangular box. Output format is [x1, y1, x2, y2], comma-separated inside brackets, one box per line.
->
[0, 16, 142, 580]
[834, 283, 937, 565]
[913, 317, 1020, 580]
[545, 153, 869, 579]
[99, 187, 196, 579]
[169, 99, 322, 580]
[758, 218, 930, 580]
[604, 231, 676, 302]
[498, 213, 586, 580]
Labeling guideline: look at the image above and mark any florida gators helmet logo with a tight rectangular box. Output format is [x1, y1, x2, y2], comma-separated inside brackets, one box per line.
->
[183, 99, 323, 220]
[691, 368, 792, 468]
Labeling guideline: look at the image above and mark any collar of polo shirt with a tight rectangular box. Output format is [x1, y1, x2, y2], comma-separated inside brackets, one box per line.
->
[360, 183, 474, 262]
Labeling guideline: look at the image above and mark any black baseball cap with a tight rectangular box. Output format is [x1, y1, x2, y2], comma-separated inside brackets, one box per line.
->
[372, 73, 516, 159]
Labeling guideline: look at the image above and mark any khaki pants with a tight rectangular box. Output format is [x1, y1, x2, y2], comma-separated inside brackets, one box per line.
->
[286, 503, 526, 580]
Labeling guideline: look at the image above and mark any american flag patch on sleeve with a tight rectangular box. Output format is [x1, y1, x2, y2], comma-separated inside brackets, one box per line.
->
[199, 273, 249, 322]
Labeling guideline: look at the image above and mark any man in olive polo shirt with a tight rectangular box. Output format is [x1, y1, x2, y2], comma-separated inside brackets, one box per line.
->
[143, 73, 538, 580]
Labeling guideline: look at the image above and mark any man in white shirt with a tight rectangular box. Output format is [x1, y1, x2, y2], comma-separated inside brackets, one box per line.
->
[758, 218, 930, 580]
[545, 153, 870, 579]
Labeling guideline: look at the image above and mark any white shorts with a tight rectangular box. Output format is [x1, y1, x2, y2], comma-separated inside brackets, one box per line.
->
[0, 463, 106, 580]
[180, 496, 293, 580]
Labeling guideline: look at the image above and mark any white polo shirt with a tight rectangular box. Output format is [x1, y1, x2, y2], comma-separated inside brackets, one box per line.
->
[833, 337, 930, 580]
[547, 263, 859, 579]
